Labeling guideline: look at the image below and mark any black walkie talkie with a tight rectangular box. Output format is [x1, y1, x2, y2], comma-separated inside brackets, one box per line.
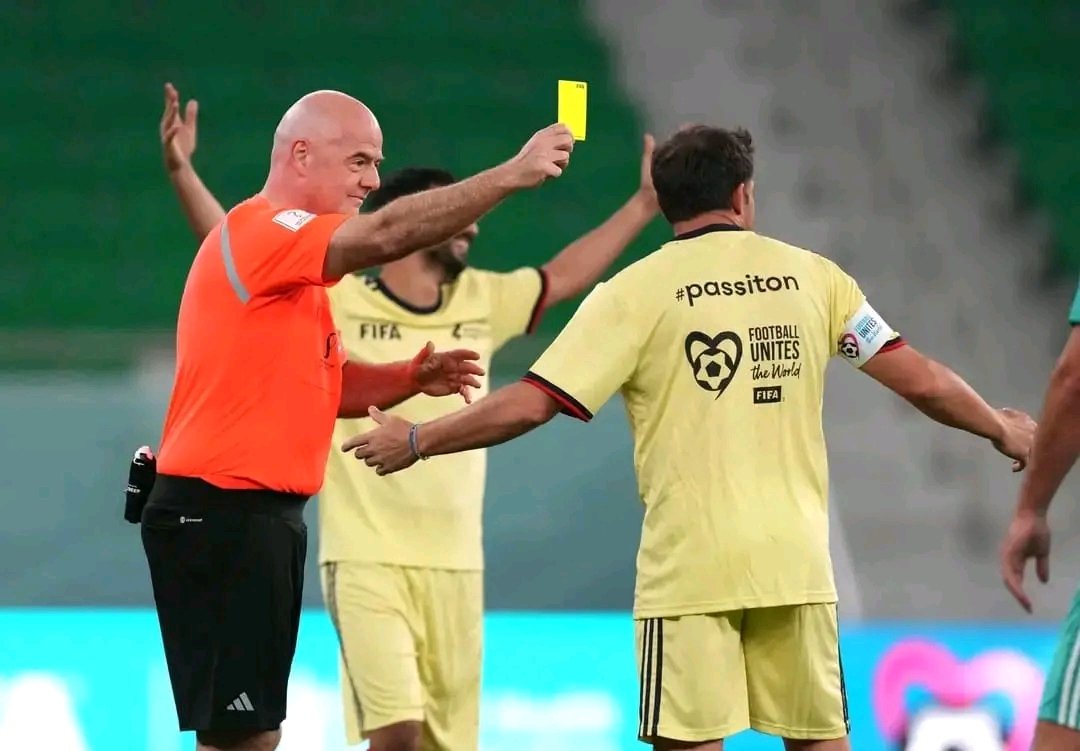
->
[124, 445, 157, 524]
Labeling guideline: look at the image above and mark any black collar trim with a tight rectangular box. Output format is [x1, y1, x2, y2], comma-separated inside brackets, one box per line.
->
[373, 277, 442, 315]
[673, 223, 745, 241]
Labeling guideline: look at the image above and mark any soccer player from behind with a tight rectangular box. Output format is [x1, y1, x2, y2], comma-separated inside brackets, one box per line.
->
[346, 125, 1037, 750]
[1000, 280, 1080, 751]
[161, 84, 660, 751]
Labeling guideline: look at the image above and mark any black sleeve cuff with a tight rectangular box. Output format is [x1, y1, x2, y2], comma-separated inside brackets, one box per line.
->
[521, 371, 592, 421]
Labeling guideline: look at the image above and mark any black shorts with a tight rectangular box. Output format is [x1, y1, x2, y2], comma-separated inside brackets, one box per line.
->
[140, 474, 308, 733]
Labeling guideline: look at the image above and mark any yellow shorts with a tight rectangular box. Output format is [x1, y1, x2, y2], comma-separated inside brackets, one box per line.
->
[320, 561, 483, 751]
[635, 604, 849, 743]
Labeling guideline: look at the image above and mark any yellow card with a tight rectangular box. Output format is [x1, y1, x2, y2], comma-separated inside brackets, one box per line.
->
[558, 80, 588, 141]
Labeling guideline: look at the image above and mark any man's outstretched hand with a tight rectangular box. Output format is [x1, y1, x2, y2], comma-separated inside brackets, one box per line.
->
[342, 408, 417, 476]
[407, 342, 484, 403]
[160, 82, 199, 173]
[993, 407, 1037, 472]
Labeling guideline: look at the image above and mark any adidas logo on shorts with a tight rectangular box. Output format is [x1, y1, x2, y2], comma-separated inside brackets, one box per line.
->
[225, 692, 255, 712]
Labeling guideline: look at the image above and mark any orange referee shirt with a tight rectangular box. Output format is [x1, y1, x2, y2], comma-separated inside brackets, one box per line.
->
[157, 196, 352, 496]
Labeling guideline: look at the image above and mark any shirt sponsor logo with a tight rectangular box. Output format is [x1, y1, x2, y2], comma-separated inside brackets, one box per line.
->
[753, 386, 782, 404]
[838, 332, 860, 360]
[323, 331, 345, 360]
[272, 209, 317, 232]
[452, 323, 486, 340]
[358, 322, 402, 340]
[749, 324, 802, 381]
[675, 275, 800, 307]
[853, 313, 882, 343]
[322, 330, 346, 368]
[684, 331, 742, 398]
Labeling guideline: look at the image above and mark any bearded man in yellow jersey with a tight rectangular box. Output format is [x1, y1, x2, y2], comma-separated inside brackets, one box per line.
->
[159, 84, 660, 751]
[347, 124, 1037, 750]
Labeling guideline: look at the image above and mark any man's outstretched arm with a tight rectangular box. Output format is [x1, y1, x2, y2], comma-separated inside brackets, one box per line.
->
[860, 344, 1035, 468]
[341, 382, 559, 474]
[324, 124, 575, 279]
[341, 280, 635, 475]
[160, 83, 226, 241]
[158, 84, 577, 278]
[338, 344, 485, 419]
[414, 382, 558, 454]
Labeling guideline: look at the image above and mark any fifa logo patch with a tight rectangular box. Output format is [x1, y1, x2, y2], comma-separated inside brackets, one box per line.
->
[752, 386, 782, 404]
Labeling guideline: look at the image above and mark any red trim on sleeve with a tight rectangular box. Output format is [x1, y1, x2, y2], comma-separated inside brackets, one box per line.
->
[526, 269, 550, 335]
[521, 371, 592, 422]
[879, 336, 907, 353]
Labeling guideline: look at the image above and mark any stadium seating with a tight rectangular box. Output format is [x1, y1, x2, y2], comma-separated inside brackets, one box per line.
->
[939, 0, 1080, 272]
[0, 1, 667, 333]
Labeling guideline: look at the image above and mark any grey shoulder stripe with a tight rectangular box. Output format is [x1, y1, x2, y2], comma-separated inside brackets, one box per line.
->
[219, 219, 251, 304]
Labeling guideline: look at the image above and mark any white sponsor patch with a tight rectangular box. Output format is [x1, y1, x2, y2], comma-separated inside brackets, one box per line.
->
[272, 209, 316, 232]
[838, 299, 896, 368]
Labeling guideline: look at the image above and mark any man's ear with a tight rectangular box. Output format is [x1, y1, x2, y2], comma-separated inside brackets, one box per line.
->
[292, 140, 310, 172]
[731, 182, 748, 214]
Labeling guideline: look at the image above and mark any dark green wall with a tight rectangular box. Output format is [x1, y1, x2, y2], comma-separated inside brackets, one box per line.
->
[0, 1, 668, 333]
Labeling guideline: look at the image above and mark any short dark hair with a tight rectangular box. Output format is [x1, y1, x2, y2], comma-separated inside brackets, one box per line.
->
[651, 126, 754, 223]
[364, 167, 457, 212]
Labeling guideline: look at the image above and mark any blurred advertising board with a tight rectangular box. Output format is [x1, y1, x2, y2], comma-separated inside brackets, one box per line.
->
[0, 610, 1060, 750]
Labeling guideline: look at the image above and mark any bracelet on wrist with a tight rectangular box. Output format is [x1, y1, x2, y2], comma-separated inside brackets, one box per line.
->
[408, 423, 429, 461]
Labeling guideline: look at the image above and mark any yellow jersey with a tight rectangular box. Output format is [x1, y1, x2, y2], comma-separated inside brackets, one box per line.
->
[319, 267, 546, 569]
[524, 224, 903, 618]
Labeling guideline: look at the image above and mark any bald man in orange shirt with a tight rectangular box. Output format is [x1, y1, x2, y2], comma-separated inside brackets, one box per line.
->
[142, 86, 574, 751]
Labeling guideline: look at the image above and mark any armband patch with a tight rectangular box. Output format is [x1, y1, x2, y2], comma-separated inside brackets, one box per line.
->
[838, 300, 897, 368]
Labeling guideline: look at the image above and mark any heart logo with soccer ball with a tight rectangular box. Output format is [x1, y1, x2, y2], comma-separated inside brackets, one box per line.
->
[684, 331, 743, 398]
[872, 640, 1044, 751]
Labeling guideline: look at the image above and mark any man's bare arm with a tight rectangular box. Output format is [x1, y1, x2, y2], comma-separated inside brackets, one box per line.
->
[170, 164, 226, 241]
[413, 382, 559, 456]
[338, 344, 484, 418]
[999, 325, 1080, 612]
[1015, 328, 1080, 517]
[340, 382, 559, 476]
[338, 361, 419, 417]
[542, 193, 656, 307]
[160, 83, 227, 241]
[540, 135, 659, 307]
[860, 344, 1034, 466]
[323, 124, 575, 280]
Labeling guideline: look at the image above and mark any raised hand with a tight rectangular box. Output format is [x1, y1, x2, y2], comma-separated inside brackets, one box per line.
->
[503, 123, 575, 188]
[637, 133, 659, 213]
[160, 82, 199, 173]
